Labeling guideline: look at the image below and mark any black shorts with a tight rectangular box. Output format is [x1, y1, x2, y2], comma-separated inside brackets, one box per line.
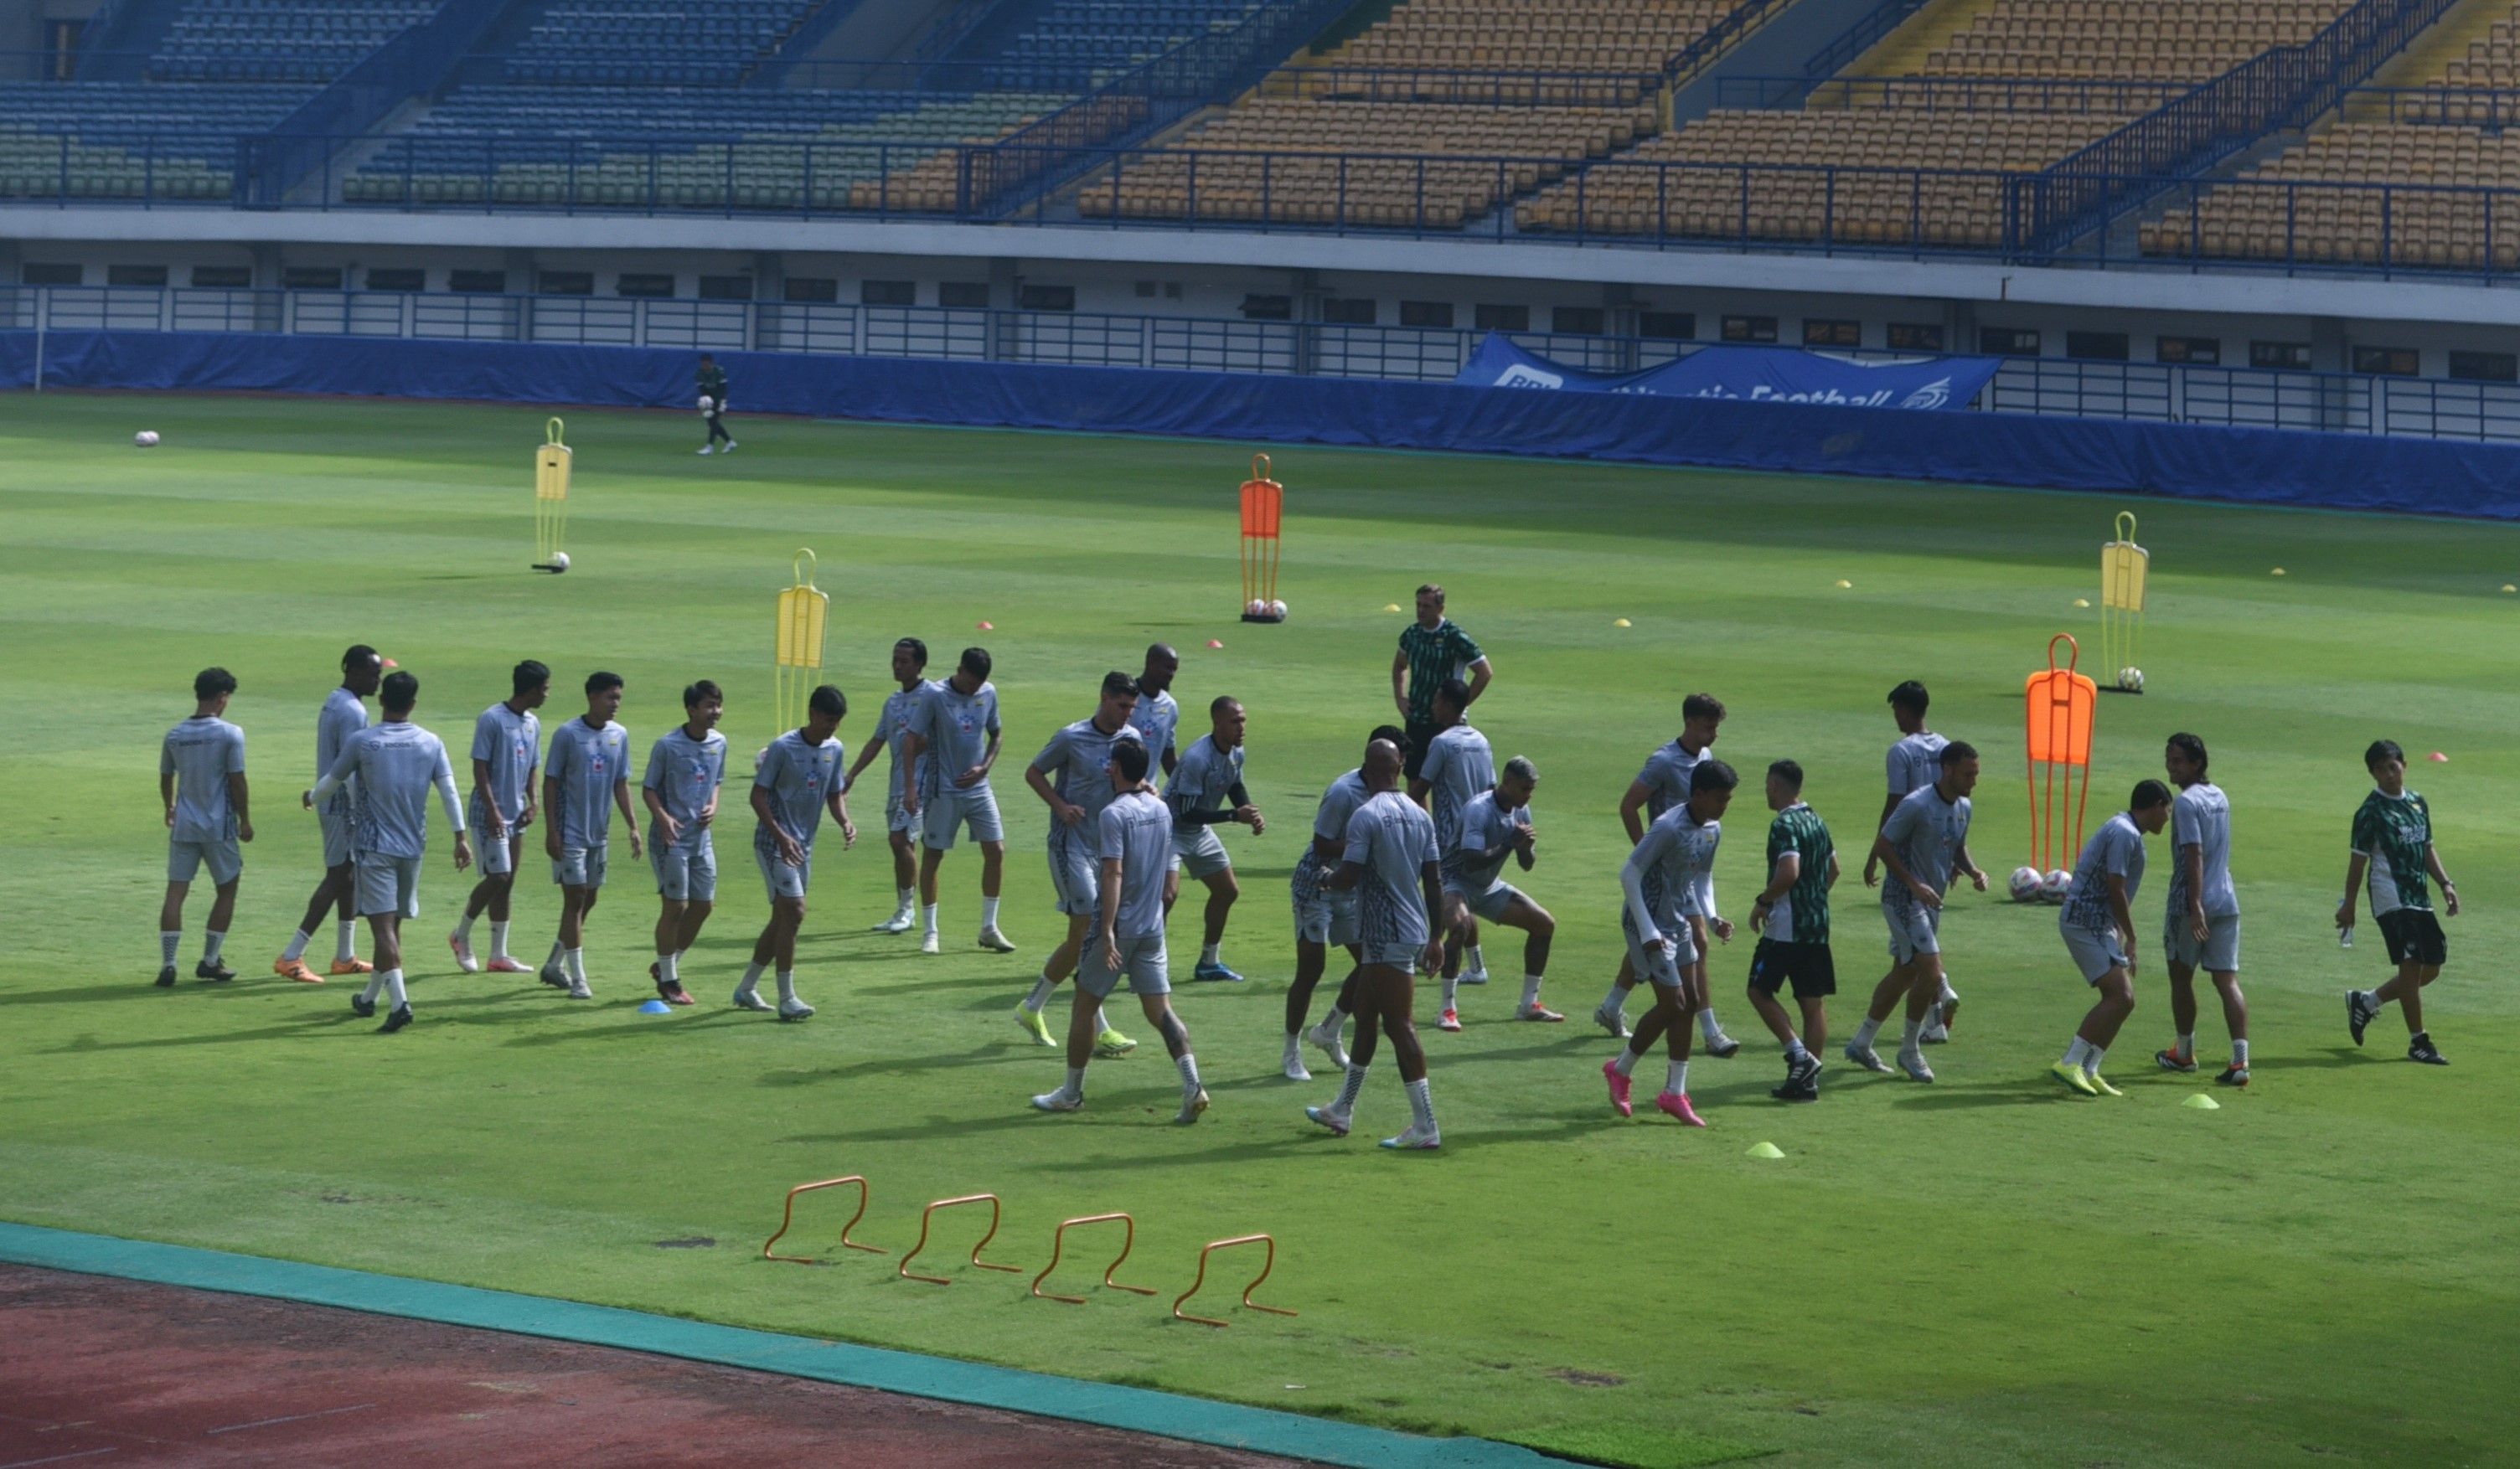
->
[1401, 718, 1438, 781]
[1748, 937, 1836, 999]
[2378, 908, 2447, 967]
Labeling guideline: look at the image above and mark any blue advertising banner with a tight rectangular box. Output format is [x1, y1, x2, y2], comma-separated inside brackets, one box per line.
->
[1454, 333, 2001, 411]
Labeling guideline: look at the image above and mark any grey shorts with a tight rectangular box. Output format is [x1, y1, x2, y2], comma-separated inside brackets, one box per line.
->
[1448, 881, 1520, 924]
[1622, 907, 1699, 981]
[1359, 940, 1425, 970]
[1290, 860, 1358, 946]
[355, 853, 421, 918]
[886, 796, 917, 836]
[168, 835, 242, 886]
[1171, 826, 1231, 880]
[552, 843, 608, 889]
[2163, 911, 2240, 972]
[754, 841, 812, 902]
[651, 831, 717, 902]
[1078, 932, 1168, 998]
[467, 795, 524, 875]
[1882, 901, 1942, 965]
[319, 802, 356, 868]
[2062, 920, 2131, 984]
[1047, 828, 1099, 916]
[922, 786, 1004, 851]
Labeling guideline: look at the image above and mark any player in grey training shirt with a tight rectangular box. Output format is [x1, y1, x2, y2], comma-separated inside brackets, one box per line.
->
[2050, 782, 2171, 1098]
[1030, 738, 1209, 1125]
[157, 667, 252, 989]
[1605, 759, 1737, 1128]
[843, 637, 930, 936]
[642, 679, 727, 1008]
[1307, 739, 1448, 1151]
[739, 683, 854, 1021]
[1128, 642, 1182, 781]
[1868, 680, 1959, 1040]
[276, 644, 382, 984]
[539, 671, 641, 999]
[1410, 678, 1498, 999]
[1282, 725, 1401, 1083]
[1603, 692, 1738, 1055]
[901, 646, 1013, 956]
[1166, 696, 1264, 984]
[1847, 739, 1986, 1083]
[2155, 732, 2249, 1085]
[306, 669, 471, 1033]
[1441, 756, 1560, 1025]
[452, 659, 548, 977]
[1016, 670, 1144, 1057]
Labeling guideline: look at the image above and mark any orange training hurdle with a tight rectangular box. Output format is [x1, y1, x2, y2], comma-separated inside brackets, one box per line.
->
[1171, 1234, 1295, 1327]
[1030, 1213, 1157, 1304]
[898, 1193, 1024, 1286]
[762, 1175, 885, 1263]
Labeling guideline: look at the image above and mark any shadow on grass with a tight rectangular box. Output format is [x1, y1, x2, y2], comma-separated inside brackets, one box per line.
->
[1887, 1077, 2077, 1110]
[755, 1044, 1037, 1085]
[2251, 1046, 2375, 1071]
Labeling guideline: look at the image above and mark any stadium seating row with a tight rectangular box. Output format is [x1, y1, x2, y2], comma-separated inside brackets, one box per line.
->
[152, 0, 441, 82]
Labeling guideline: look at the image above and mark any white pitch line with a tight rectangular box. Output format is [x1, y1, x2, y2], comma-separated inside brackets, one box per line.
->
[0, 1447, 121, 1469]
[204, 1402, 377, 1435]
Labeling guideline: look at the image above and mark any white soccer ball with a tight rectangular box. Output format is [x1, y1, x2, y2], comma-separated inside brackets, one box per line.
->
[698, 394, 715, 413]
[2042, 869, 2073, 903]
[2118, 667, 2144, 693]
[2007, 866, 2042, 903]
[1246, 599, 1268, 617]
[550, 551, 571, 572]
[1267, 599, 1287, 618]
[134, 430, 160, 448]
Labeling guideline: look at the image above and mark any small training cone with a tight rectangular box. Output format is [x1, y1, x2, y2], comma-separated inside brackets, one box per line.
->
[2073, 598, 2091, 608]
[2182, 1093, 2221, 1111]
[1206, 639, 1224, 649]
[1745, 1141, 1786, 1159]
[2429, 751, 2449, 762]
[2270, 567, 2286, 576]
[1383, 603, 1402, 612]
[637, 998, 673, 1014]
[1833, 580, 1852, 589]
[976, 620, 993, 631]
[2503, 585, 2516, 594]
[381, 657, 399, 668]
[1612, 617, 1631, 628]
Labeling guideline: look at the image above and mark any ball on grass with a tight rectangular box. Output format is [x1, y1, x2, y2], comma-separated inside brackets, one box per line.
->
[550, 551, 570, 573]
[2117, 667, 2143, 693]
[2041, 869, 2073, 904]
[2008, 866, 2043, 903]
[1268, 599, 1287, 619]
[1246, 600, 1267, 618]
[134, 430, 160, 448]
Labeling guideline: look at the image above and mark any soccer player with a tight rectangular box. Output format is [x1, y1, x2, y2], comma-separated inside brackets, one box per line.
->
[2154, 733, 2249, 1086]
[2050, 781, 2171, 1097]
[158, 667, 250, 987]
[1745, 760, 1837, 1102]
[540, 671, 641, 1000]
[449, 659, 546, 977]
[1128, 642, 1182, 781]
[1598, 693, 1739, 1056]
[1391, 583, 1491, 791]
[1411, 677, 1494, 1023]
[1305, 739, 1448, 1150]
[643, 679, 726, 1007]
[1282, 725, 1402, 1082]
[1015, 672, 1144, 1056]
[1030, 738, 1207, 1123]
[739, 683, 854, 1020]
[846, 637, 929, 935]
[304, 670, 472, 1033]
[2341, 739, 2460, 1065]
[1602, 760, 1736, 1127]
[1846, 740, 1987, 1083]
[1167, 695, 1263, 983]
[899, 646, 1013, 956]
[274, 644, 380, 984]
[1440, 756, 1559, 1023]
[1866, 680, 1959, 1041]
[695, 353, 735, 455]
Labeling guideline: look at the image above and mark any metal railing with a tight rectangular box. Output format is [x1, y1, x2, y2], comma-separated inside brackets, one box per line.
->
[1712, 75, 2189, 114]
[2340, 84, 2520, 125]
[1783, 0, 1929, 103]
[1257, 64, 1665, 108]
[1662, 0, 1791, 85]
[11, 284, 2520, 442]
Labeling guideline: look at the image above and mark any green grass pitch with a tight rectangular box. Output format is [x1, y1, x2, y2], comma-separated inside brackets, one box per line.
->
[4, 390, 2517, 1468]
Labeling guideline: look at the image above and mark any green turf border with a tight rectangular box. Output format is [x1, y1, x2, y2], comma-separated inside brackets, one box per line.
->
[0, 1222, 1561, 1468]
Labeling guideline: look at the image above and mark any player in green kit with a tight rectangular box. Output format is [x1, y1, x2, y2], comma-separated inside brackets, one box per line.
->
[695, 354, 735, 455]
[2341, 740, 2460, 1065]
[1744, 760, 1836, 1101]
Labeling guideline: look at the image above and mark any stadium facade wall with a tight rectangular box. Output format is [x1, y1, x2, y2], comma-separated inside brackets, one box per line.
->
[8, 327, 2517, 519]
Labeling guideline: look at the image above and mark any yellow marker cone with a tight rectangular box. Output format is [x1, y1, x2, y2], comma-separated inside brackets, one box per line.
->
[2503, 584, 2516, 594]
[2073, 598, 2091, 608]
[2270, 567, 2286, 576]
[1745, 1141, 1786, 1159]
[1834, 579, 1852, 589]
[1383, 603, 1403, 613]
[1613, 617, 1632, 628]
[2182, 1093, 2221, 1111]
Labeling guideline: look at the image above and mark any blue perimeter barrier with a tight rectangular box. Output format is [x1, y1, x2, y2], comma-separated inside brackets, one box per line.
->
[8, 327, 2517, 519]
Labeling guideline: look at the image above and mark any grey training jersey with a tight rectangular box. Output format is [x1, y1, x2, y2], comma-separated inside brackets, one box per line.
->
[1879, 782, 1970, 914]
[911, 679, 998, 799]
[1097, 788, 1174, 939]
[1127, 688, 1179, 774]
[1345, 791, 1439, 951]
[1419, 722, 1495, 853]
[643, 726, 726, 836]
[1444, 788, 1527, 894]
[320, 722, 461, 859]
[1312, 769, 1370, 843]
[869, 683, 929, 807]
[162, 715, 245, 843]
[2063, 811, 2147, 933]
[1032, 717, 1140, 830]
[1887, 730, 1949, 796]
[545, 718, 632, 848]
[753, 728, 844, 852]
[316, 687, 368, 809]
[469, 702, 540, 822]
[1628, 804, 1720, 937]
[1165, 734, 1244, 834]
[1634, 739, 1706, 822]
[2166, 781, 2238, 920]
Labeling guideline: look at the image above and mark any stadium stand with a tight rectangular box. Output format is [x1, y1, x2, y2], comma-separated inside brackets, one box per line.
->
[0, 79, 312, 199]
[496, 0, 827, 85]
[983, 0, 1269, 89]
[1918, 0, 2362, 83]
[152, 0, 442, 82]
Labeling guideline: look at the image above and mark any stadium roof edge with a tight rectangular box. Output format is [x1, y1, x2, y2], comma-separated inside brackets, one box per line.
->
[10, 208, 2520, 328]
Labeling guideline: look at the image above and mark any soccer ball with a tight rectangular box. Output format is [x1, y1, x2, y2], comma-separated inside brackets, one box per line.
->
[2007, 866, 2042, 903]
[549, 551, 571, 573]
[697, 394, 715, 413]
[1268, 599, 1287, 618]
[2041, 869, 2073, 903]
[2117, 667, 2144, 693]
[1245, 599, 1268, 617]
[134, 430, 160, 448]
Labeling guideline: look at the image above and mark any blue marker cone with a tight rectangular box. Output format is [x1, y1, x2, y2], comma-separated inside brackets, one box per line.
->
[637, 998, 673, 1014]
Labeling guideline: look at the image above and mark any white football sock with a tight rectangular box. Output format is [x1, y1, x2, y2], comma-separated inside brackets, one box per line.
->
[1319, 1004, 1348, 1030]
[738, 961, 765, 993]
[1600, 982, 1624, 1013]
[1334, 1063, 1369, 1112]
[1465, 944, 1485, 972]
[776, 970, 798, 1003]
[281, 928, 313, 962]
[1062, 1064, 1087, 1100]
[1611, 1045, 1640, 1077]
[202, 931, 225, 964]
[2175, 1032, 2195, 1058]
[1784, 1036, 1808, 1060]
[657, 951, 678, 985]
[490, 921, 511, 960]
[565, 948, 586, 983]
[1404, 1077, 1436, 1131]
[2083, 1044, 2107, 1078]
[1095, 1006, 1115, 1034]
[895, 885, 916, 914]
[1665, 1059, 1689, 1095]
[922, 904, 938, 937]
[1282, 1033, 1302, 1059]
[1023, 975, 1054, 1011]
[454, 911, 476, 943]
[160, 930, 181, 966]
[1899, 1017, 1923, 1049]
[2063, 1037, 2091, 1067]
[2231, 1039, 2249, 1066]
[360, 971, 386, 1005]
[981, 896, 1000, 927]
[1199, 942, 1218, 966]
[1175, 1052, 1201, 1090]
[1440, 974, 1459, 1008]
[335, 919, 359, 963]
[547, 938, 566, 966]
[1697, 1008, 1726, 1042]
[1520, 974, 1543, 1009]
[383, 967, 407, 1007]
[1852, 1016, 1883, 1049]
